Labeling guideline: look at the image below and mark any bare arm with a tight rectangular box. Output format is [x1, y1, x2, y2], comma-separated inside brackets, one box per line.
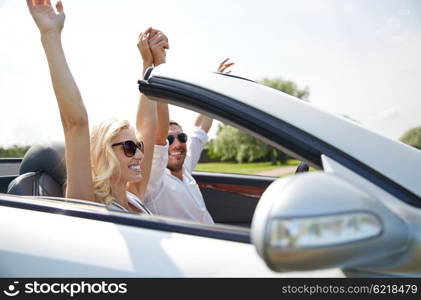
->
[137, 28, 169, 145]
[148, 28, 170, 145]
[128, 28, 167, 199]
[130, 93, 157, 200]
[155, 102, 169, 145]
[194, 115, 213, 133]
[27, 0, 94, 202]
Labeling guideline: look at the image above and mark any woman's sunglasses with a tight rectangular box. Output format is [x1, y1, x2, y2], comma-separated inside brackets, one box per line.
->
[112, 140, 144, 157]
[167, 133, 188, 145]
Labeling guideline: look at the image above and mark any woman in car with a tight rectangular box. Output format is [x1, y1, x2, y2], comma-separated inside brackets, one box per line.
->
[26, 0, 168, 213]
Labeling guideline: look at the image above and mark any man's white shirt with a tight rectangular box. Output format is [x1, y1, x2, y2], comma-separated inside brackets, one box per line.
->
[144, 127, 214, 224]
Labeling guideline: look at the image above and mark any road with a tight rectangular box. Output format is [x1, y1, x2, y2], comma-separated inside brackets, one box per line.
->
[255, 165, 296, 177]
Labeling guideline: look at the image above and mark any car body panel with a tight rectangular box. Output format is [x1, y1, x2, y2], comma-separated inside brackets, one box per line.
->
[0, 200, 343, 277]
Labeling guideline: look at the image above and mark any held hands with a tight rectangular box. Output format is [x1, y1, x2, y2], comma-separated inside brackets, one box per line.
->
[217, 58, 234, 73]
[26, 0, 65, 36]
[149, 29, 169, 67]
[137, 27, 169, 72]
[138, 29, 154, 71]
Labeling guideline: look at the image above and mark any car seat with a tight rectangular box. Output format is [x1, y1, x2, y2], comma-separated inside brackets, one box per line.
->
[7, 142, 66, 197]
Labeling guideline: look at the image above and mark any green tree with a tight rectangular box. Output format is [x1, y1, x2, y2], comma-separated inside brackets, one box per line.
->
[400, 126, 421, 150]
[207, 78, 309, 164]
[260, 77, 309, 101]
[0, 145, 30, 158]
[208, 124, 269, 163]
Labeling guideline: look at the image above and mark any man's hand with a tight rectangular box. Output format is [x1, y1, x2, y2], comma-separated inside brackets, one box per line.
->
[27, 0, 65, 36]
[148, 29, 169, 67]
[217, 58, 234, 73]
[137, 28, 154, 73]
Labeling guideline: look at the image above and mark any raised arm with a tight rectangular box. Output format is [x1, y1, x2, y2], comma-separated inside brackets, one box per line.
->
[194, 115, 213, 134]
[138, 28, 169, 145]
[155, 102, 169, 145]
[132, 93, 157, 200]
[194, 58, 234, 133]
[27, 0, 94, 202]
[128, 28, 170, 199]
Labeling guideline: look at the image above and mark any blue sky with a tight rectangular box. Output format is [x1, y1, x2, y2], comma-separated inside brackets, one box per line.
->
[0, 0, 420, 147]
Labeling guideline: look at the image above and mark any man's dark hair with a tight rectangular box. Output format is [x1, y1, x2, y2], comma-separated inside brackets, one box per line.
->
[169, 120, 182, 130]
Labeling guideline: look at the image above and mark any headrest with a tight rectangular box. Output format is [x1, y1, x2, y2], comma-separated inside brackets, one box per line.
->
[19, 141, 66, 185]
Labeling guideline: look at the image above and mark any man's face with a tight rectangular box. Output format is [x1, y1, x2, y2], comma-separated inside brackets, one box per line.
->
[167, 125, 187, 172]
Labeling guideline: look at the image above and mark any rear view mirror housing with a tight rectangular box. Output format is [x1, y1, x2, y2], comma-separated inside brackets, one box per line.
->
[251, 172, 410, 272]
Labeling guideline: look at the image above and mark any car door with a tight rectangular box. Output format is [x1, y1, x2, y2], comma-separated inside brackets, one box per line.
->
[193, 171, 274, 227]
[0, 193, 298, 277]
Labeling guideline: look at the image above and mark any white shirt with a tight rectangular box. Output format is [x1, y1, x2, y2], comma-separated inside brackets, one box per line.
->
[144, 127, 214, 224]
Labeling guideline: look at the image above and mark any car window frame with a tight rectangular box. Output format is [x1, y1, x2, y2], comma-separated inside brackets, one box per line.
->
[138, 73, 421, 208]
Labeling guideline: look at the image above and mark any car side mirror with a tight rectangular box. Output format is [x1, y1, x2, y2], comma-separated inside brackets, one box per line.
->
[251, 172, 410, 272]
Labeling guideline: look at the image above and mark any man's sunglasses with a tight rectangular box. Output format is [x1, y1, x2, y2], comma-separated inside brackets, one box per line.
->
[167, 133, 188, 145]
[112, 140, 144, 157]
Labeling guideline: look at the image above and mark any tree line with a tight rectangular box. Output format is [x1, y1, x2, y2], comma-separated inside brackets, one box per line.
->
[0, 145, 30, 158]
[400, 127, 421, 150]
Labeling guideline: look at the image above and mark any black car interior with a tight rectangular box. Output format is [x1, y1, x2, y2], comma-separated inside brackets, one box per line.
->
[6, 142, 66, 197]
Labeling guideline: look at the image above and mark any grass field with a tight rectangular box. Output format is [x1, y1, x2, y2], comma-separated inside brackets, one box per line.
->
[194, 160, 300, 175]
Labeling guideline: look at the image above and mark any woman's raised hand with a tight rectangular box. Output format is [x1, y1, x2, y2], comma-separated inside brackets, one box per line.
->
[26, 0, 65, 35]
[138, 28, 154, 72]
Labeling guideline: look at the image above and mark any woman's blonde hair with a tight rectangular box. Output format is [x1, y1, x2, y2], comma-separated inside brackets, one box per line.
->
[90, 118, 131, 205]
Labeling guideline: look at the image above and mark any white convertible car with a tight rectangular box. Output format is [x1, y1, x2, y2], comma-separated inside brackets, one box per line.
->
[0, 67, 420, 277]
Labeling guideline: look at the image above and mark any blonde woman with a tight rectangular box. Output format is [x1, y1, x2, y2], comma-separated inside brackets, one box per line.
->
[27, 0, 164, 213]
